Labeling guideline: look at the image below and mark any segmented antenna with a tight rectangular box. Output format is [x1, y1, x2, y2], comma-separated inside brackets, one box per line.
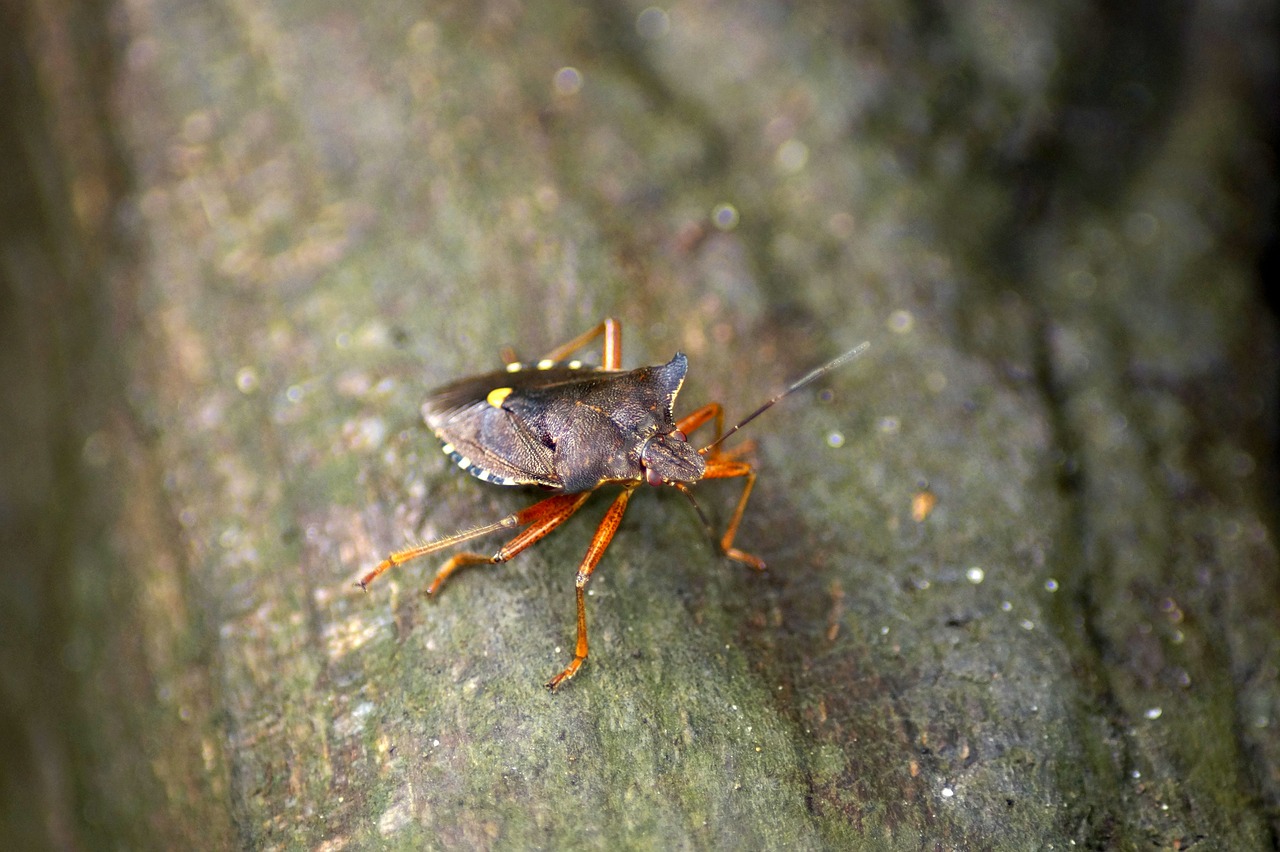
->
[700, 341, 870, 454]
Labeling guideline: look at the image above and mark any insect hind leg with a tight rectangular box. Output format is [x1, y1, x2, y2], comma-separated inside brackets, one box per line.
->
[359, 492, 590, 591]
[427, 491, 592, 594]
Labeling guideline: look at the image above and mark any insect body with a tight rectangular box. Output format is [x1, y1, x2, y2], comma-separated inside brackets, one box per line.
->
[360, 319, 867, 689]
[424, 353, 704, 492]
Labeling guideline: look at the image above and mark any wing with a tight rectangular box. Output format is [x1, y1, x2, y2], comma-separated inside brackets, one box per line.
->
[421, 364, 606, 488]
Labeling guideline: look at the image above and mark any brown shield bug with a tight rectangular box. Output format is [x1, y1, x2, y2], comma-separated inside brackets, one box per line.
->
[360, 318, 868, 689]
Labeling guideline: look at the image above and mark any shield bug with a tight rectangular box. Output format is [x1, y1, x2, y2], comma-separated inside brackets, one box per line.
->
[360, 318, 868, 689]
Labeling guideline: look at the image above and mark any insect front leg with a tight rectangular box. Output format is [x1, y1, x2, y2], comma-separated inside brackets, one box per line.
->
[677, 402, 724, 445]
[546, 485, 636, 690]
[426, 491, 592, 595]
[699, 458, 764, 571]
[679, 402, 758, 462]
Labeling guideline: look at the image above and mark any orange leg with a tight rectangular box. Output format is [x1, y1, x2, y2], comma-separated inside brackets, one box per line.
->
[678, 403, 757, 461]
[698, 457, 764, 570]
[677, 402, 724, 445]
[677, 402, 763, 567]
[535, 318, 622, 370]
[498, 319, 621, 369]
[426, 492, 592, 595]
[358, 491, 589, 590]
[546, 486, 636, 690]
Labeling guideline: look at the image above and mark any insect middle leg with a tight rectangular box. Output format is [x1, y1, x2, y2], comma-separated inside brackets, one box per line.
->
[533, 318, 622, 370]
[545, 485, 636, 690]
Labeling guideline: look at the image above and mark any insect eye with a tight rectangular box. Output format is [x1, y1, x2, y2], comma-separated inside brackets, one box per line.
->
[672, 430, 686, 442]
[645, 466, 664, 486]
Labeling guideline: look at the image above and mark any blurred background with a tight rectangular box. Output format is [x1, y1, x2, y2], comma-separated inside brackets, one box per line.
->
[3, 0, 1277, 847]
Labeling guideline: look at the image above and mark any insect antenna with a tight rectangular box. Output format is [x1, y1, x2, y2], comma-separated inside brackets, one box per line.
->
[672, 482, 721, 556]
[700, 341, 870, 455]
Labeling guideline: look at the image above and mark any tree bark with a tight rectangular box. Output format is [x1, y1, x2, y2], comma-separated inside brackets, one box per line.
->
[3, 0, 1277, 848]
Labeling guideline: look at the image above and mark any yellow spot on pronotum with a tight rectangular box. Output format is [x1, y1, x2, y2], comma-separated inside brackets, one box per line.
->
[487, 387, 513, 407]
[536, 359, 556, 369]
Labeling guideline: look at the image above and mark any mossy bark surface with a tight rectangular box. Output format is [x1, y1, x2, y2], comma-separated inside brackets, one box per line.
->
[3, 1, 1278, 849]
